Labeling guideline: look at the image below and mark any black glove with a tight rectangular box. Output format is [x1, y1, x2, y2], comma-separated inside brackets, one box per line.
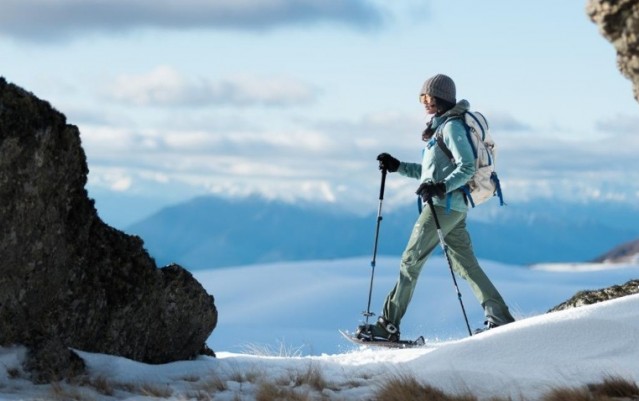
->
[416, 181, 446, 202]
[377, 153, 400, 172]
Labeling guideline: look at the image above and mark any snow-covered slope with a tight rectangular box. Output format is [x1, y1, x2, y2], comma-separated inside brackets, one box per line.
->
[1, 290, 638, 400]
[196, 256, 639, 355]
[327, 293, 639, 400]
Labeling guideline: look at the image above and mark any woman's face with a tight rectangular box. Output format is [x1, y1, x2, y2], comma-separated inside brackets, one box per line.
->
[419, 94, 438, 115]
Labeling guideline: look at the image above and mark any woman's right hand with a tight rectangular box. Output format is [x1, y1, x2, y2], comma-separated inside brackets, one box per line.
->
[376, 153, 400, 172]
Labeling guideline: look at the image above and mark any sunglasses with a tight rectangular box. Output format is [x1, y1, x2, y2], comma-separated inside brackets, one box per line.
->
[419, 94, 434, 105]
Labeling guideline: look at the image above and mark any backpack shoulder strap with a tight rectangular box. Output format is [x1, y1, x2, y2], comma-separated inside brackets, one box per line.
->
[435, 134, 454, 162]
[434, 115, 463, 162]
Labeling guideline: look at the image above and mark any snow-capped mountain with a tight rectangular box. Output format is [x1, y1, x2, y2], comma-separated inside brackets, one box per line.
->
[592, 238, 639, 264]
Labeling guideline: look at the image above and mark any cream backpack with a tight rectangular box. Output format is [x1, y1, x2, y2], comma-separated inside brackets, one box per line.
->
[435, 111, 504, 208]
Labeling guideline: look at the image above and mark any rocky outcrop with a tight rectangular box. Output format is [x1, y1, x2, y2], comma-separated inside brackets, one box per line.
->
[576, 0, 639, 321]
[548, 278, 639, 312]
[587, 0, 639, 101]
[0, 78, 217, 383]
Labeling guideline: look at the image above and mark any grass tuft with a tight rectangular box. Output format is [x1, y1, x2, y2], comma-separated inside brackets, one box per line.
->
[243, 341, 306, 357]
[32, 362, 639, 401]
[374, 373, 479, 401]
[50, 381, 94, 401]
[542, 387, 592, 401]
[256, 381, 311, 401]
[85, 375, 114, 396]
[139, 382, 173, 398]
[197, 374, 228, 393]
[541, 375, 639, 401]
[294, 363, 329, 391]
[587, 375, 639, 399]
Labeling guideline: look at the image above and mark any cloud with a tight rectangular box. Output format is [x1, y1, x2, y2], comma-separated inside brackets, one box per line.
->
[80, 122, 342, 176]
[79, 112, 396, 211]
[487, 111, 532, 132]
[107, 66, 318, 107]
[506, 123, 639, 168]
[80, 103, 639, 215]
[89, 168, 133, 192]
[594, 114, 639, 134]
[0, 0, 384, 41]
[312, 111, 426, 159]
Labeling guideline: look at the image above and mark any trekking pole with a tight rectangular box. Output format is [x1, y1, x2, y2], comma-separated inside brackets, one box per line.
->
[426, 197, 473, 337]
[362, 168, 387, 325]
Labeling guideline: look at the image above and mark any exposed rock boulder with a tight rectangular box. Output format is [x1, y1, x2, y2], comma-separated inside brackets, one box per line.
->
[0, 77, 217, 383]
[587, 0, 639, 101]
[548, 278, 639, 312]
[578, 0, 639, 331]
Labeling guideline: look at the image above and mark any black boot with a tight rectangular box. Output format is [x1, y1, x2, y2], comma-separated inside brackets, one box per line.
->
[356, 316, 400, 342]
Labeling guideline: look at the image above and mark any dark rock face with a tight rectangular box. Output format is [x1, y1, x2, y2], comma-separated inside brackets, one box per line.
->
[575, 0, 639, 325]
[0, 78, 217, 382]
[548, 279, 639, 313]
[587, 0, 639, 102]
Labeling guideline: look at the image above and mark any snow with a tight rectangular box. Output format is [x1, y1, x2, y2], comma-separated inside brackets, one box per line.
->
[0, 256, 638, 400]
[531, 261, 639, 272]
[199, 256, 639, 355]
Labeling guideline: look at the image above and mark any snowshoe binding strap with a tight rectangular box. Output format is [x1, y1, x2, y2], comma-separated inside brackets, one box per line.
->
[377, 316, 399, 334]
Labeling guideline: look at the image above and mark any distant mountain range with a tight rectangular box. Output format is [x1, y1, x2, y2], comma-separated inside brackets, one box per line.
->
[592, 238, 639, 263]
[124, 196, 639, 270]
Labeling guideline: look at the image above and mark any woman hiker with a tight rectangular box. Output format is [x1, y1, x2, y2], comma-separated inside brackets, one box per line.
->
[356, 74, 515, 342]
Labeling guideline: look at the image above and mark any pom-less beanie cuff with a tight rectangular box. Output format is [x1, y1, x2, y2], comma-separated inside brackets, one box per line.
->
[421, 74, 456, 104]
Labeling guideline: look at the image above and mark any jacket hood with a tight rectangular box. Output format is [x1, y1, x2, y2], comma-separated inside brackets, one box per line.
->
[442, 99, 470, 118]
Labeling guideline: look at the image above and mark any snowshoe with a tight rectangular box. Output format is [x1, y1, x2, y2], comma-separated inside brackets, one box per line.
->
[340, 329, 426, 349]
[355, 316, 400, 342]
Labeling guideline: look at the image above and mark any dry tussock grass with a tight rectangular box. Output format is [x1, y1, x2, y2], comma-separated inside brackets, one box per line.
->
[255, 362, 335, 401]
[38, 363, 639, 401]
[543, 375, 639, 401]
[256, 381, 313, 401]
[543, 387, 592, 401]
[196, 374, 228, 393]
[139, 382, 173, 398]
[587, 375, 639, 399]
[374, 372, 483, 401]
[83, 375, 114, 396]
[50, 381, 94, 401]
[243, 341, 306, 357]
[293, 363, 329, 391]
[374, 373, 639, 401]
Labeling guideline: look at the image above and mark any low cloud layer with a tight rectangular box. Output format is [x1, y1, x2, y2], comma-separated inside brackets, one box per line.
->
[0, 0, 384, 41]
[595, 114, 639, 134]
[78, 106, 639, 214]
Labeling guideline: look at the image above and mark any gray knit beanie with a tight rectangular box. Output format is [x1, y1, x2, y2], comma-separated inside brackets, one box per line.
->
[421, 74, 456, 104]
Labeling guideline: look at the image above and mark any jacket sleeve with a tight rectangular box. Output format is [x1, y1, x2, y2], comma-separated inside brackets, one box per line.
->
[397, 162, 422, 179]
[441, 120, 476, 192]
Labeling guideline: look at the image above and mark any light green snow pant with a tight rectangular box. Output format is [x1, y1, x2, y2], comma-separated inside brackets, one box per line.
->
[382, 205, 514, 328]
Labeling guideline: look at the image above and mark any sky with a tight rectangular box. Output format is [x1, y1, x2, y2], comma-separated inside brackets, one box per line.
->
[1, 0, 638, 226]
[1, 258, 638, 400]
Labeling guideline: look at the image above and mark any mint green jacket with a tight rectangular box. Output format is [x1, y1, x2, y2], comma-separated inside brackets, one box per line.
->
[397, 100, 476, 212]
